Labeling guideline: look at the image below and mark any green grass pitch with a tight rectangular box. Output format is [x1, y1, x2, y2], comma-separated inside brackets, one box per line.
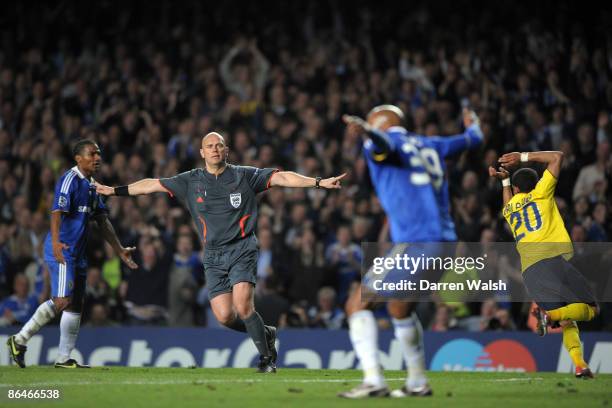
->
[0, 367, 610, 408]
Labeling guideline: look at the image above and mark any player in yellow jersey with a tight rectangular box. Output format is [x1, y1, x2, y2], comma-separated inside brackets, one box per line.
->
[489, 150, 599, 379]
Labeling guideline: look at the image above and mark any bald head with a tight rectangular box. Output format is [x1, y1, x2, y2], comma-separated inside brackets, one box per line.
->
[367, 105, 405, 131]
[202, 132, 226, 146]
[200, 132, 228, 167]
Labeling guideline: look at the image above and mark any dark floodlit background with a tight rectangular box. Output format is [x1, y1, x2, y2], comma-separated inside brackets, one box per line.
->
[0, 1, 611, 332]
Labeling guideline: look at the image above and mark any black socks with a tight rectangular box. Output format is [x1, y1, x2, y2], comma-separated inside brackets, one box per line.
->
[243, 312, 270, 357]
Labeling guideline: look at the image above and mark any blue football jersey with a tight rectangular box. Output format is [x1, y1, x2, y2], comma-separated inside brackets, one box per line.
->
[43, 166, 107, 267]
[364, 125, 482, 243]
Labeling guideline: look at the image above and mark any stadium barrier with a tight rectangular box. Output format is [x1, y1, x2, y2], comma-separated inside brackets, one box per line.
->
[1, 328, 610, 373]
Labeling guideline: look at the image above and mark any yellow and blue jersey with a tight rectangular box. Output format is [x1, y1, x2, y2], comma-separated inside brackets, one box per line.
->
[502, 169, 573, 271]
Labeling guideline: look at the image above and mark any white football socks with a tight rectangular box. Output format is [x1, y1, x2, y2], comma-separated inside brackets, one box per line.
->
[56, 311, 81, 363]
[349, 310, 385, 387]
[392, 313, 428, 390]
[15, 300, 56, 345]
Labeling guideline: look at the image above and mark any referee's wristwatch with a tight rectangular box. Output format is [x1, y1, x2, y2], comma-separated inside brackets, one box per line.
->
[315, 176, 322, 189]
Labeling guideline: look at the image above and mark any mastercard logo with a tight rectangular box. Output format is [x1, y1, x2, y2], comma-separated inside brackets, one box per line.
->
[430, 338, 537, 372]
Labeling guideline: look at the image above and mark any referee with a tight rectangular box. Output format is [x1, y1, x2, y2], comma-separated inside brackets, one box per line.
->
[95, 132, 345, 373]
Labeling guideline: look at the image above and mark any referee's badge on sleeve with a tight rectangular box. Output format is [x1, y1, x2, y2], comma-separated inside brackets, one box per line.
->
[230, 193, 241, 208]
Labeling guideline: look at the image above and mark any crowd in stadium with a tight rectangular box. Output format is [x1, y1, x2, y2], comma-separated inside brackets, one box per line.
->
[0, 2, 610, 331]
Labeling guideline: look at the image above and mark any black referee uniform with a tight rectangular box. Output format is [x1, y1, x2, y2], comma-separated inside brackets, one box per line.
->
[160, 164, 278, 298]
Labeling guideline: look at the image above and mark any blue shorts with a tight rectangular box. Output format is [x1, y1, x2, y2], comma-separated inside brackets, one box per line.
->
[45, 259, 87, 298]
[363, 242, 446, 300]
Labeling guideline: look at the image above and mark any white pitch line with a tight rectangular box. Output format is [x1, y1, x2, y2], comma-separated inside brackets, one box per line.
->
[0, 378, 408, 387]
[0, 376, 550, 387]
[487, 377, 544, 382]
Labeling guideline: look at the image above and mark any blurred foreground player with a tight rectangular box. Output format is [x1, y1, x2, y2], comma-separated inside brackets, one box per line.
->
[7, 140, 137, 368]
[491, 150, 598, 378]
[339, 106, 483, 398]
[95, 132, 345, 373]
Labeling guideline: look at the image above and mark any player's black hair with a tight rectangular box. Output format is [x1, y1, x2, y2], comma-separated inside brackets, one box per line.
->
[72, 139, 97, 158]
[511, 168, 539, 193]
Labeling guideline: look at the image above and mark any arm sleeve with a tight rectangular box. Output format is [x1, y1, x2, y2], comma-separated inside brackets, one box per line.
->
[159, 171, 191, 201]
[428, 125, 483, 158]
[532, 169, 557, 199]
[363, 129, 396, 162]
[241, 166, 279, 194]
[51, 172, 77, 212]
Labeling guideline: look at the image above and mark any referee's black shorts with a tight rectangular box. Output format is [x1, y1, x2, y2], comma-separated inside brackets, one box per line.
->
[522, 255, 598, 311]
[203, 235, 258, 299]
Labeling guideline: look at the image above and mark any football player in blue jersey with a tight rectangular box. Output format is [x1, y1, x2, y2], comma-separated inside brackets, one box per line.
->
[338, 105, 483, 398]
[7, 140, 137, 368]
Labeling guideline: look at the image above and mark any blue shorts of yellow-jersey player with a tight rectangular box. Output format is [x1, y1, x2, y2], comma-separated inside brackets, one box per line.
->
[46, 259, 87, 300]
[363, 242, 446, 300]
[204, 234, 258, 299]
[523, 255, 598, 311]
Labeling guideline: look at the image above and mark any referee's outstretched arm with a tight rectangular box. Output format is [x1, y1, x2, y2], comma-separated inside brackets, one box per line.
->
[268, 171, 347, 189]
[94, 178, 169, 196]
[94, 172, 347, 197]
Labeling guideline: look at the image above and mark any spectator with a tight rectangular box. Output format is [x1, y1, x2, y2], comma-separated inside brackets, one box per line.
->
[325, 225, 362, 304]
[168, 234, 199, 326]
[255, 276, 290, 327]
[556, 139, 580, 203]
[587, 202, 609, 241]
[84, 266, 112, 322]
[575, 124, 597, 168]
[488, 308, 517, 331]
[430, 304, 457, 332]
[256, 228, 275, 288]
[572, 196, 591, 227]
[287, 228, 325, 303]
[573, 142, 610, 201]
[280, 302, 309, 328]
[85, 303, 118, 327]
[461, 299, 500, 332]
[219, 38, 269, 109]
[101, 242, 123, 294]
[122, 236, 171, 325]
[0, 1, 610, 331]
[308, 287, 345, 329]
[0, 274, 38, 327]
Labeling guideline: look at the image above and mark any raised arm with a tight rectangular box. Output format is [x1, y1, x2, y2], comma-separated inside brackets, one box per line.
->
[95, 178, 167, 196]
[428, 108, 483, 157]
[499, 151, 564, 178]
[342, 114, 394, 157]
[488, 166, 513, 206]
[219, 45, 241, 87]
[269, 171, 346, 189]
[249, 41, 270, 90]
